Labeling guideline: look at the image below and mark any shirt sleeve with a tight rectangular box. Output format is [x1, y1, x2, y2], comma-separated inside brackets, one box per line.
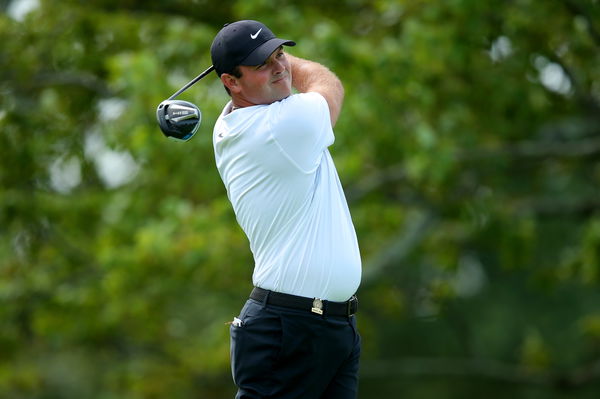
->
[269, 92, 335, 173]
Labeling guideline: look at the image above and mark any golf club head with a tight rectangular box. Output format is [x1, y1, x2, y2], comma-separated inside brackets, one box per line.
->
[156, 100, 202, 141]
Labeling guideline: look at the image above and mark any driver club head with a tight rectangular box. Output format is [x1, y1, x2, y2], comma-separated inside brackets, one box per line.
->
[156, 100, 202, 141]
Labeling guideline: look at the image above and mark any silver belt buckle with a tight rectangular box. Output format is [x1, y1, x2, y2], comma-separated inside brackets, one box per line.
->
[311, 298, 323, 315]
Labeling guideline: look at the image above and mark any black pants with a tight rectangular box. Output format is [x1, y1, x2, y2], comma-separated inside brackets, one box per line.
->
[230, 297, 361, 399]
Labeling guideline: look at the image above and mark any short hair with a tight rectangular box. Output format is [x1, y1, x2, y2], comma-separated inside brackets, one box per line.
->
[224, 66, 243, 96]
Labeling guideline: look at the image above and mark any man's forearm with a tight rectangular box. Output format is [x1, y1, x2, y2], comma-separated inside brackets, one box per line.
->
[288, 54, 344, 126]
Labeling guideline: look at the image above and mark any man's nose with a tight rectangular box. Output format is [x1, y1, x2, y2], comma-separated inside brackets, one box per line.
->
[273, 59, 285, 73]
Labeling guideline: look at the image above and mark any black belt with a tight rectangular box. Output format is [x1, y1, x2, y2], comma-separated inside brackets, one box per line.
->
[250, 287, 358, 317]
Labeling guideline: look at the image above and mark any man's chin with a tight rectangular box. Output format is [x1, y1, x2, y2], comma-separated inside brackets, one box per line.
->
[274, 88, 292, 102]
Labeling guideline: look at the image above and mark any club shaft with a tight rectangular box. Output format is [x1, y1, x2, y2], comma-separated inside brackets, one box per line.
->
[167, 65, 215, 100]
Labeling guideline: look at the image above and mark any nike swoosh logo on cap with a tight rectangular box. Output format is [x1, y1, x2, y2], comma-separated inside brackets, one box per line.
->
[250, 28, 262, 39]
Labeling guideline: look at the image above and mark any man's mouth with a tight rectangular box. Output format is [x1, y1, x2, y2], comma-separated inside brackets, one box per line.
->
[272, 74, 289, 84]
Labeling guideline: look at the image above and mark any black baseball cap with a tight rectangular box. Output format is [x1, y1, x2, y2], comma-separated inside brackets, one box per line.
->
[211, 20, 296, 76]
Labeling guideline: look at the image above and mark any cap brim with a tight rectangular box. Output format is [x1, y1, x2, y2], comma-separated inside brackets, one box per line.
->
[240, 38, 296, 67]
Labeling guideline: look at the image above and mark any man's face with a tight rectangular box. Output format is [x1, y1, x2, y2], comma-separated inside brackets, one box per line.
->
[228, 47, 292, 106]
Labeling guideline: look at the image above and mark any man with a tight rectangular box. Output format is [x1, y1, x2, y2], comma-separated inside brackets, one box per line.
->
[211, 20, 362, 399]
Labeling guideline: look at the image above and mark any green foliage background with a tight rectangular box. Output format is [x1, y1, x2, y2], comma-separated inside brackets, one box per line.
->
[1, 0, 599, 397]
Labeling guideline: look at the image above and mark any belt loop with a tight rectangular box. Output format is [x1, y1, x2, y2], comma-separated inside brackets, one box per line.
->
[347, 296, 353, 318]
[348, 295, 358, 319]
[346, 300, 350, 320]
[261, 290, 271, 309]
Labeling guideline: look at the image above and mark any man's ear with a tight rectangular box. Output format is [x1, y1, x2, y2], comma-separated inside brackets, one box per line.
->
[221, 73, 241, 94]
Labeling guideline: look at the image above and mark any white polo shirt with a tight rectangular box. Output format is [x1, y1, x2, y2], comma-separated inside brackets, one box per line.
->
[213, 92, 361, 302]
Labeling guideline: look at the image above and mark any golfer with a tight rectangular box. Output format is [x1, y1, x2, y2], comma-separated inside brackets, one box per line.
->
[211, 20, 362, 399]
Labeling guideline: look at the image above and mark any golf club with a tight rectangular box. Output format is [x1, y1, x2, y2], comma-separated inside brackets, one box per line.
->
[156, 65, 215, 141]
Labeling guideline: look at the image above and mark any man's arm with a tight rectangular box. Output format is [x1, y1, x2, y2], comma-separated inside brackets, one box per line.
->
[287, 54, 344, 127]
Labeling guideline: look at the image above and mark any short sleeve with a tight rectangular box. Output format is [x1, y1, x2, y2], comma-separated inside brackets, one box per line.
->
[269, 92, 335, 173]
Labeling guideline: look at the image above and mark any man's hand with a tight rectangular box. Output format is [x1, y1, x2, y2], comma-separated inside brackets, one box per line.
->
[287, 54, 344, 127]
